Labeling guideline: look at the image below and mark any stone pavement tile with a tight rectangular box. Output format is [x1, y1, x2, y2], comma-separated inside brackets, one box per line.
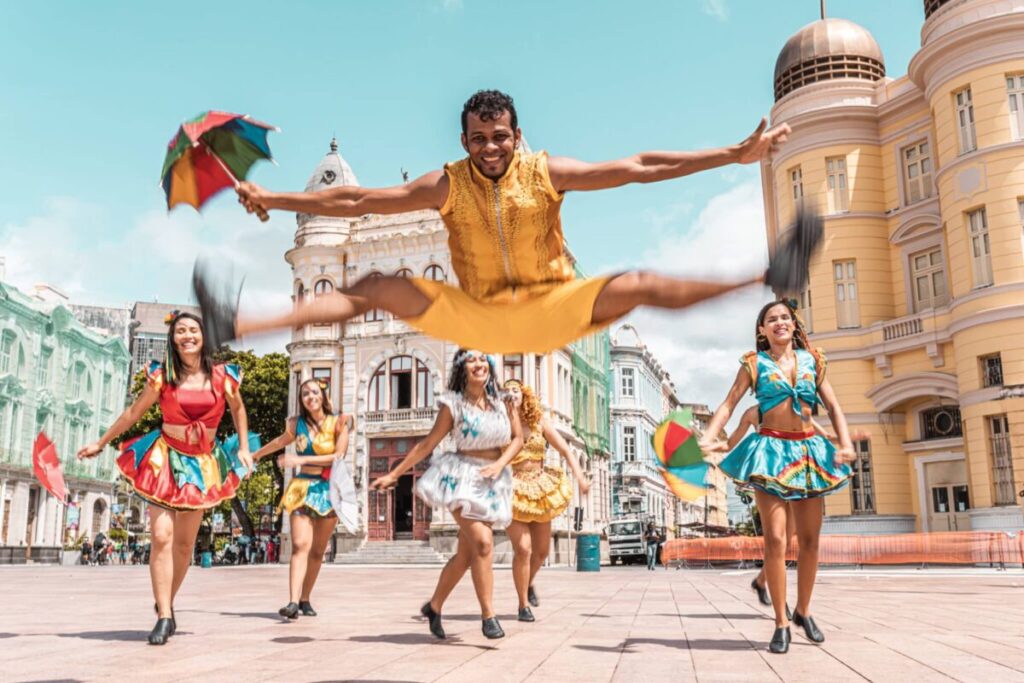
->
[859, 632, 1024, 683]
[927, 634, 1024, 675]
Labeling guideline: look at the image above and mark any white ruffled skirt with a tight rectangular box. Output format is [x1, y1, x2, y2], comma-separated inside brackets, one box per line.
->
[416, 452, 513, 528]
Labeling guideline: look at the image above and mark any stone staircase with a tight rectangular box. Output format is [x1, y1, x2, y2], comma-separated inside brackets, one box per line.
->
[333, 540, 448, 565]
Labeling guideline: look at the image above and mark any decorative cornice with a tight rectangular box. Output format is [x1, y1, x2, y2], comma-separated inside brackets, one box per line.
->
[934, 140, 1024, 189]
[865, 371, 959, 412]
[902, 436, 964, 453]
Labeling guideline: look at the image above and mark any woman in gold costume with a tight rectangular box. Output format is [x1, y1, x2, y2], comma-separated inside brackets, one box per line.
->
[252, 379, 352, 620]
[502, 379, 590, 622]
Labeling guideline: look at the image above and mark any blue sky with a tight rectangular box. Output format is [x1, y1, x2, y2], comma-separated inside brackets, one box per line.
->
[1, 0, 926, 405]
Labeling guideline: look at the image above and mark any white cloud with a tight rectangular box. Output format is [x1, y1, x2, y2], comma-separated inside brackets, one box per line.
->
[700, 0, 729, 21]
[1, 196, 295, 354]
[609, 179, 771, 423]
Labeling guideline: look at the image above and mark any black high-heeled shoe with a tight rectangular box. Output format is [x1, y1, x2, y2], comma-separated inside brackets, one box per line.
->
[768, 626, 791, 654]
[792, 610, 825, 643]
[148, 618, 174, 646]
[751, 578, 771, 606]
[518, 606, 535, 622]
[154, 603, 176, 635]
[482, 616, 505, 639]
[278, 602, 300, 620]
[527, 585, 539, 607]
[421, 602, 445, 639]
[298, 601, 317, 617]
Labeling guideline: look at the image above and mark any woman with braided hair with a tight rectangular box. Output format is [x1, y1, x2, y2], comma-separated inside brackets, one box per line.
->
[502, 379, 589, 622]
[251, 378, 352, 620]
[372, 349, 523, 640]
[701, 299, 855, 654]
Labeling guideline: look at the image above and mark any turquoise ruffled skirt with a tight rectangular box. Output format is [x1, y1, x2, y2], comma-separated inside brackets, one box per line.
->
[719, 429, 851, 501]
[278, 473, 334, 517]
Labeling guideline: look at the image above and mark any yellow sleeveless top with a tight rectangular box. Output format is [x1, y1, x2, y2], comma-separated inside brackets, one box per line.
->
[440, 150, 576, 302]
[511, 428, 547, 466]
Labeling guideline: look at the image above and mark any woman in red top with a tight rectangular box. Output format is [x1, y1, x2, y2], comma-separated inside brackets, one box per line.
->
[78, 312, 254, 645]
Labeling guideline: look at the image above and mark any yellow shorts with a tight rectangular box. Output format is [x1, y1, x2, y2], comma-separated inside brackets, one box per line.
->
[406, 276, 616, 354]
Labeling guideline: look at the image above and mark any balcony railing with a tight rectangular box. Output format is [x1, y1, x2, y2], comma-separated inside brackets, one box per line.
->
[883, 316, 923, 341]
[364, 407, 437, 424]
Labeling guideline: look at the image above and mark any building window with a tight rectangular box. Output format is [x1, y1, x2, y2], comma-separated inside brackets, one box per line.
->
[363, 272, 386, 322]
[1019, 199, 1024, 260]
[967, 208, 993, 288]
[833, 260, 860, 328]
[534, 356, 542, 392]
[313, 279, 333, 297]
[394, 268, 413, 278]
[503, 354, 523, 382]
[367, 356, 433, 412]
[902, 140, 933, 205]
[623, 426, 636, 462]
[989, 415, 1015, 506]
[798, 286, 813, 334]
[71, 363, 87, 400]
[910, 247, 948, 311]
[789, 166, 803, 202]
[981, 354, 1003, 388]
[955, 87, 977, 154]
[1009, 75, 1024, 140]
[850, 439, 875, 514]
[921, 406, 962, 440]
[295, 282, 305, 304]
[311, 367, 332, 395]
[826, 156, 848, 213]
[424, 265, 445, 281]
[102, 372, 112, 409]
[621, 367, 635, 397]
[37, 347, 52, 387]
[0, 332, 13, 375]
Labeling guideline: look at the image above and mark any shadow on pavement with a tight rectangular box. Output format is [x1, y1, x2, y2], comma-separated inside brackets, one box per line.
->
[574, 637, 757, 652]
[54, 630, 148, 642]
[218, 611, 283, 621]
[671, 613, 767, 620]
[350, 633, 494, 650]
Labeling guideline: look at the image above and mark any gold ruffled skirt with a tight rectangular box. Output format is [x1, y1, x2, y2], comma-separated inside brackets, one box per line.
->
[512, 464, 573, 523]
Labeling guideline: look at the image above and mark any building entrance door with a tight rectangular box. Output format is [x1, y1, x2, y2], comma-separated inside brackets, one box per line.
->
[924, 459, 971, 532]
[367, 437, 432, 541]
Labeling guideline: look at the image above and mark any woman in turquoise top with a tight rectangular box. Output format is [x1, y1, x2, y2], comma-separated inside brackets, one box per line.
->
[703, 299, 856, 655]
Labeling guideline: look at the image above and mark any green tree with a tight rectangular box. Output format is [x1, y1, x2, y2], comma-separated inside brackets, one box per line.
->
[118, 348, 290, 536]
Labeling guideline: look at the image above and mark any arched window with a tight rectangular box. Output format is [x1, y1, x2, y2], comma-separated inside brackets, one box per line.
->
[424, 264, 445, 282]
[0, 331, 14, 375]
[92, 498, 107, 536]
[314, 279, 334, 297]
[367, 355, 433, 411]
[503, 354, 523, 382]
[395, 268, 413, 278]
[294, 281, 305, 304]
[363, 272, 386, 322]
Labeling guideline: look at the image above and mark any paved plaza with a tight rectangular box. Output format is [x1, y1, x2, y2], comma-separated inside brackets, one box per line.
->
[3, 563, 1024, 682]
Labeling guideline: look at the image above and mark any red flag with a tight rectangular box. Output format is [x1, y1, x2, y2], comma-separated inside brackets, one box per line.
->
[33, 432, 68, 504]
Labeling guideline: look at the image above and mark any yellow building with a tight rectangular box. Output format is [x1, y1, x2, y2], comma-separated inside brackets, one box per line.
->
[762, 1, 1024, 534]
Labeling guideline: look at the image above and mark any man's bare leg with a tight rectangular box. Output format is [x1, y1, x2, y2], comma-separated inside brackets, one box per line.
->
[590, 270, 764, 327]
[235, 275, 431, 338]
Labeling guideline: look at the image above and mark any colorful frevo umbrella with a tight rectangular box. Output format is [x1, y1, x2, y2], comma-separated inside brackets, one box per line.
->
[653, 408, 710, 502]
[161, 111, 278, 220]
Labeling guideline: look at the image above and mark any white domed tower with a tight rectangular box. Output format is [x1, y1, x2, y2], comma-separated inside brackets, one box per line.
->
[762, 3, 1024, 536]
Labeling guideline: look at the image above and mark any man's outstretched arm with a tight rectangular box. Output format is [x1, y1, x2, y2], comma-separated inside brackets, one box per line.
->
[236, 169, 448, 218]
[547, 118, 790, 193]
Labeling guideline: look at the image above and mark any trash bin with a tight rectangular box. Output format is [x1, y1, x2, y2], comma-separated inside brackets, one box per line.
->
[201, 551, 213, 568]
[575, 533, 601, 572]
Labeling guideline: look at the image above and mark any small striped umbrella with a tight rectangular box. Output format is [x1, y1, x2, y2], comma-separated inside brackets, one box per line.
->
[160, 111, 278, 220]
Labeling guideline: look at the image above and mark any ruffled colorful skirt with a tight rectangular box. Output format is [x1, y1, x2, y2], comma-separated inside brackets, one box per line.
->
[719, 428, 851, 501]
[118, 430, 251, 511]
[416, 452, 513, 528]
[279, 473, 334, 517]
[512, 463, 572, 523]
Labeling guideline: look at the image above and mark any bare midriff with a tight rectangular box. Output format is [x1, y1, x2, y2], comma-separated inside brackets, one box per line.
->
[462, 448, 503, 461]
[760, 400, 814, 435]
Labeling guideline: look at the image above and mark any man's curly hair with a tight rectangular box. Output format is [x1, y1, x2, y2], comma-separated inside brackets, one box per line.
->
[461, 90, 517, 133]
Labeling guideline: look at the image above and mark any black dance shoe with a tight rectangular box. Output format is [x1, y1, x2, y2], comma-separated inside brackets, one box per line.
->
[792, 610, 825, 643]
[751, 578, 771, 606]
[421, 602, 445, 640]
[148, 618, 174, 646]
[154, 603, 176, 635]
[527, 585, 539, 607]
[298, 601, 317, 617]
[764, 204, 824, 293]
[481, 616, 505, 639]
[768, 626, 791, 654]
[278, 602, 300, 620]
[191, 260, 241, 351]
[518, 607, 535, 622]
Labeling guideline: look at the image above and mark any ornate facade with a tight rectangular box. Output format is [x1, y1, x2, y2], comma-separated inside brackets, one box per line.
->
[762, 1, 1024, 534]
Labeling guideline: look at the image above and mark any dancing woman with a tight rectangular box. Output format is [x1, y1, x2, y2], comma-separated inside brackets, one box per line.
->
[371, 350, 523, 640]
[251, 378, 352, 619]
[702, 300, 855, 654]
[502, 379, 589, 620]
[77, 312, 253, 645]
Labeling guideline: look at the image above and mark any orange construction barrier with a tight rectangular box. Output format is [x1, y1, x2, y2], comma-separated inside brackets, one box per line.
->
[661, 531, 1024, 566]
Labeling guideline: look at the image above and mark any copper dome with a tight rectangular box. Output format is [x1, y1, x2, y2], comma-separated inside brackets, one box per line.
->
[774, 18, 886, 101]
